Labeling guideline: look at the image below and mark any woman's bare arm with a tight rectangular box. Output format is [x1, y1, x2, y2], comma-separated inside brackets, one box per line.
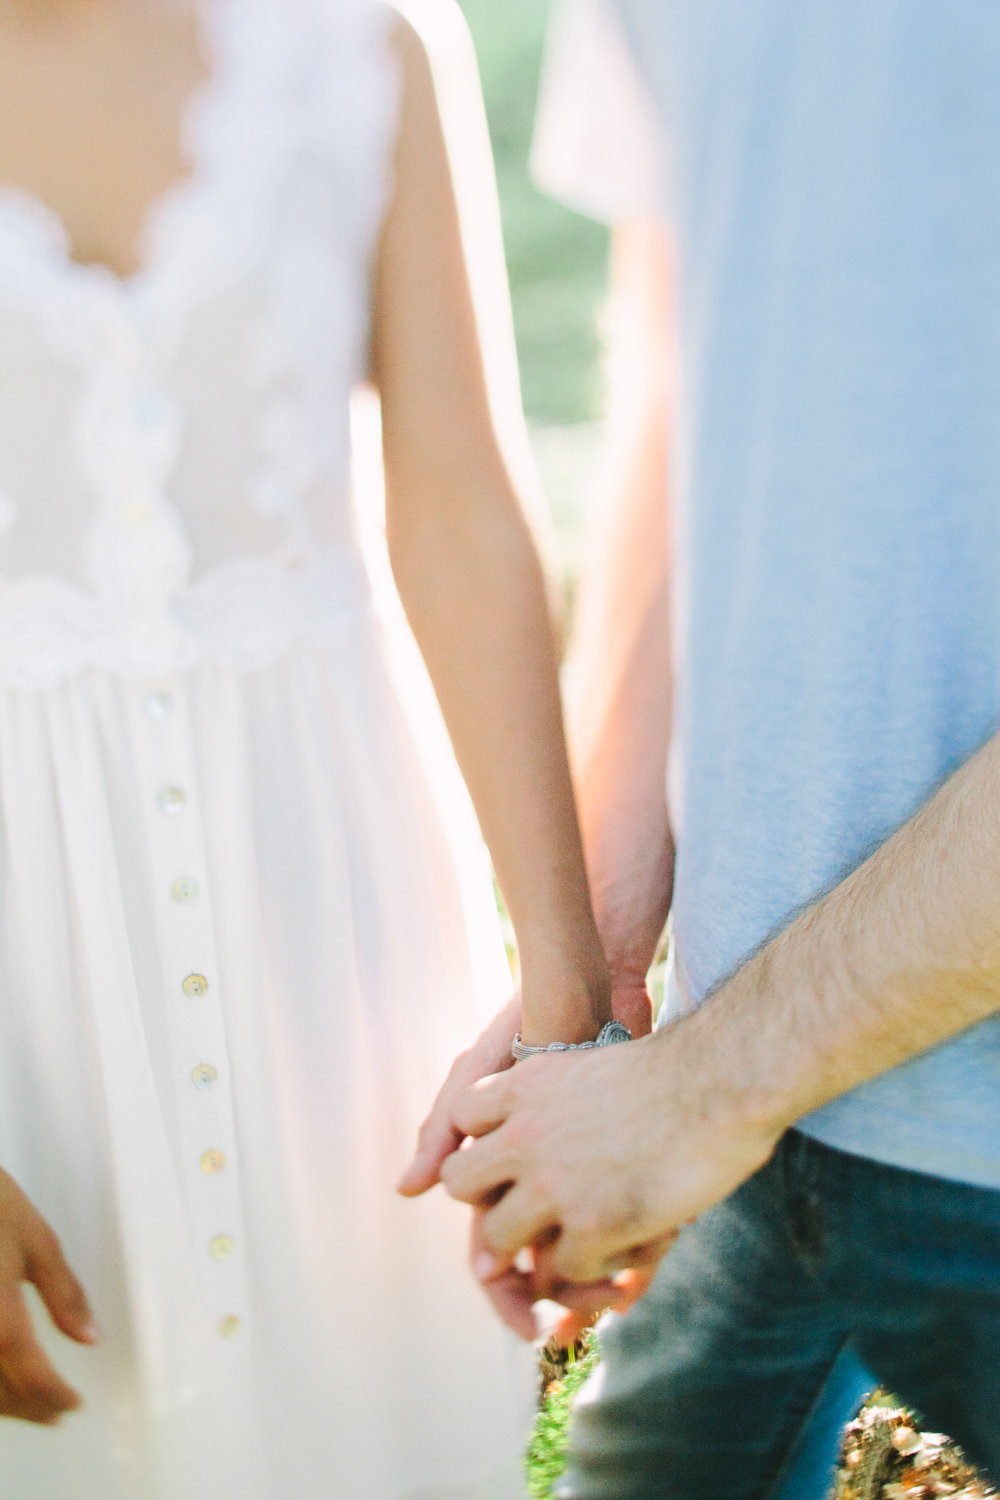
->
[373, 18, 610, 1116]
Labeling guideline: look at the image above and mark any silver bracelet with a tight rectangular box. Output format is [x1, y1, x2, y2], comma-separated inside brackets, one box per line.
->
[511, 1019, 632, 1062]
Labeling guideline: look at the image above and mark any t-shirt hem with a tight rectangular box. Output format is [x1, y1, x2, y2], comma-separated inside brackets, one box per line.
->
[795, 1110, 1000, 1193]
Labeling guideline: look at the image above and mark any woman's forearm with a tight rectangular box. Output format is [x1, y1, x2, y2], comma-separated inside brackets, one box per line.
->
[387, 469, 610, 1046]
[373, 17, 609, 1048]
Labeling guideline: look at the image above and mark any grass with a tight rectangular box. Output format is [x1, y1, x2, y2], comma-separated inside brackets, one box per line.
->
[527, 1331, 601, 1499]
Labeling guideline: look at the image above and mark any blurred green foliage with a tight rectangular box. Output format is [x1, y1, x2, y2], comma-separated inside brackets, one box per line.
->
[457, 0, 610, 424]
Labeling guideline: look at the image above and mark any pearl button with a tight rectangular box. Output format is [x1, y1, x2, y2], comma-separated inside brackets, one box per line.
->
[171, 877, 198, 904]
[158, 786, 187, 815]
[143, 691, 173, 722]
[182, 973, 209, 998]
[124, 501, 150, 529]
[210, 1235, 235, 1261]
[191, 1063, 218, 1090]
[219, 1315, 241, 1339]
[201, 1149, 226, 1175]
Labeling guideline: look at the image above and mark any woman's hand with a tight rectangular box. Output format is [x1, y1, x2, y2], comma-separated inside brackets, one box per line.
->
[0, 1167, 98, 1424]
[398, 994, 521, 1197]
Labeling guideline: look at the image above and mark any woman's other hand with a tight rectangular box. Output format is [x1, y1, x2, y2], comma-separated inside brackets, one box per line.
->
[0, 1167, 98, 1424]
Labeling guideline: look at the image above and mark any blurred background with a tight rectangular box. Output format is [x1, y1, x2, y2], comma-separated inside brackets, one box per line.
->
[456, 0, 610, 589]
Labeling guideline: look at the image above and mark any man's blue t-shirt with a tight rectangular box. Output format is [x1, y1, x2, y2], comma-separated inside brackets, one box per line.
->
[614, 0, 1000, 1188]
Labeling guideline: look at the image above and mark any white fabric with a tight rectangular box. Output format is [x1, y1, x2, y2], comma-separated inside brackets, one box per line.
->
[0, 1, 530, 1495]
[530, 0, 664, 225]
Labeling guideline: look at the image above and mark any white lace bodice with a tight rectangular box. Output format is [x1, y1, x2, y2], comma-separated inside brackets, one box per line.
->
[0, 0, 396, 690]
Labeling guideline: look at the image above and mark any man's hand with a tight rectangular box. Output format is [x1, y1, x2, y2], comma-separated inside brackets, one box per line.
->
[470, 1200, 656, 1342]
[441, 1019, 782, 1292]
[398, 971, 636, 1199]
[397, 994, 521, 1197]
[0, 1168, 98, 1424]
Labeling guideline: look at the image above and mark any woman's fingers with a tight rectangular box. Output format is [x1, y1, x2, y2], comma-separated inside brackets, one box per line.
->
[0, 1285, 81, 1424]
[25, 1224, 99, 1346]
[400, 1069, 511, 1197]
[398, 998, 522, 1197]
[449, 1070, 520, 1143]
[397, 1115, 462, 1197]
[398, 1046, 484, 1196]
[0, 1168, 95, 1423]
[468, 1210, 537, 1340]
[475, 1263, 539, 1341]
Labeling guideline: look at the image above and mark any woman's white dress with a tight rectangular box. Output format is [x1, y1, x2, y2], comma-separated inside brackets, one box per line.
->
[0, 2, 530, 1496]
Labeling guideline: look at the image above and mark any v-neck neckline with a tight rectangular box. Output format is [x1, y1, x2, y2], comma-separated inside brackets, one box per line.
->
[0, 0, 226, 295]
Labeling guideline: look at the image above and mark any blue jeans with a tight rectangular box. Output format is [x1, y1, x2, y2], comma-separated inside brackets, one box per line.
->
[556, 1129, 1000, 1499]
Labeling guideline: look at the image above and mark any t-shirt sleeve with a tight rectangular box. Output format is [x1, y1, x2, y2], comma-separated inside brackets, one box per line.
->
[530, 0, 665, 224]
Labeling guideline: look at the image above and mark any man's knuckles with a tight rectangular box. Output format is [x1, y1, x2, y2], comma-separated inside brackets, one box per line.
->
[497, 1109, 540, 1156]
[452, 1084, 514, 1138]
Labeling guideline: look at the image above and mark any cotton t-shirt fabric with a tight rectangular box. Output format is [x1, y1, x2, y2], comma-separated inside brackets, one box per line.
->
[535, 0, 1000, 1191]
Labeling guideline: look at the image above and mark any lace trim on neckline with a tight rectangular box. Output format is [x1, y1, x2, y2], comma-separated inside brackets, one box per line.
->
[0, 549, 374, 692]
[0, 0, 397, 692]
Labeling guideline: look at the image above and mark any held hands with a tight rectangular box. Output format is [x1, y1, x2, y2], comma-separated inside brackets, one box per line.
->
[0, 1168, 98, 1424]
[439, 1017, 786, 1333]
[398, 952, 617, 1199]
[398, 968, 659, 1338]
[467, 1206, 657, 1342]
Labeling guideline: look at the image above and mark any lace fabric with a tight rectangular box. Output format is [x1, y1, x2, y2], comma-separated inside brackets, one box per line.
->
[0, 0, 397, 690]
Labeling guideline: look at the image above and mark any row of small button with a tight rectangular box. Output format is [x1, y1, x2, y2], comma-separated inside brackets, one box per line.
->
[159, 785, 186, 815]
[141, 686, 243, 1340]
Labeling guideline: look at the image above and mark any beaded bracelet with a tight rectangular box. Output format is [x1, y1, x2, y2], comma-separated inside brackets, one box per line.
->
[511, 1019, 632, 1062]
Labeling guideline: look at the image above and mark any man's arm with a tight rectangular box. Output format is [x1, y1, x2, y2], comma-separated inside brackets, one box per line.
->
[566, 219, 676, 1038]
[443, 715, 1000, 1296]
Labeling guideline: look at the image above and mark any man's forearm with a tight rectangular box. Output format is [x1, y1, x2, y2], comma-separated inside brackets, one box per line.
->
[696, 728, 1000, 1136]
[443, 733, 1000, 1289]
[573, 620, 674, 996]
[568, 220, 676, 1021]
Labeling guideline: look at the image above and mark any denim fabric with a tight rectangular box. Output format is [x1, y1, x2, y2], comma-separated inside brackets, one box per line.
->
[556, 1131, 1000, 1499]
